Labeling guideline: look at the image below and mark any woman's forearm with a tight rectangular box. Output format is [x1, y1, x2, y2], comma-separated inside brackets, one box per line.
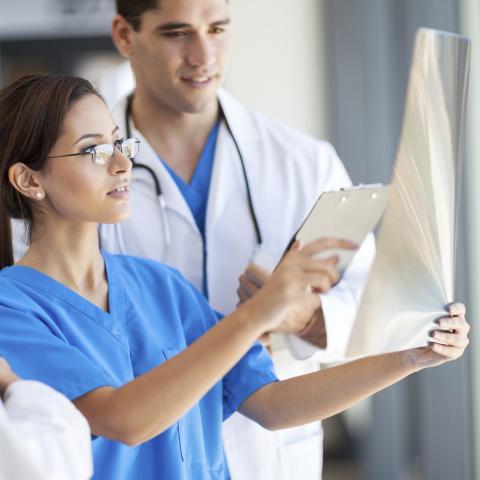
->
[241, 351, 415, 430]
[75, 302, 265, 446]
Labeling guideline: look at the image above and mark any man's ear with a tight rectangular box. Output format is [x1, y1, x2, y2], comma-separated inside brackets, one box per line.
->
[112, 15, 136, 58]
[8, 163, 45, 201]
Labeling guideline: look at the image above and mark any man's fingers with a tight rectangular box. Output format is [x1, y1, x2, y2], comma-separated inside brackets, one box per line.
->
[237, 286, 250, 304]
[244, 264, 270, 288]
[239, 274, 261, 298]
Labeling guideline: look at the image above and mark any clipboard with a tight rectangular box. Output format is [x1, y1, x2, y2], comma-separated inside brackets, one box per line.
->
[283, 184, 389, 274]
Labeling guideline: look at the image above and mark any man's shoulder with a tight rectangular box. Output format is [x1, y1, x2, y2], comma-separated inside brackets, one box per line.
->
[219, 89, 337, 158]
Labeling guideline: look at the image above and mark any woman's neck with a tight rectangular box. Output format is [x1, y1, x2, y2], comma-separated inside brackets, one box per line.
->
[17, 220, 106, 299]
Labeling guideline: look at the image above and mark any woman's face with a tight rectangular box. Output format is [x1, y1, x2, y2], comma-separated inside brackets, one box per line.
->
[39, 94, 132, 225]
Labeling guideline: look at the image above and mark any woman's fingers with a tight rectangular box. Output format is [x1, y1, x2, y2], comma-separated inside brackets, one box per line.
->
[447, 302, 466, 316]
[304, 271, 337, 293]
[437, 315, 470, 334]
[311, 261, 340, 287]
[431, 330, 469, 348]
[431, 342, 464, 359]
[289, 240, 303, 252]
[301, 237, 358, 256]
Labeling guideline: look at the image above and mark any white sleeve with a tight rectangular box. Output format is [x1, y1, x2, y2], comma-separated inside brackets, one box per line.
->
[284, 142, 377, 363]
[11, 219, 29, 262]
[0, 380, 93, 480]
[285, 233, 376, 362]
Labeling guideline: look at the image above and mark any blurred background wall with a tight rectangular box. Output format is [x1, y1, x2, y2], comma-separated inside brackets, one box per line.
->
[0, 1, 478, 478]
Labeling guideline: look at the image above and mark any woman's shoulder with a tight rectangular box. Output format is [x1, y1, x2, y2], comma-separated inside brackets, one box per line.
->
[0, 266, 36, 297]
[0, 267, 53, 316]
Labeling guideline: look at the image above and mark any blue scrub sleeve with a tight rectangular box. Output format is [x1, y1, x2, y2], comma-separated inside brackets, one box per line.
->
[218, 310, 278, 419]
[155, 272, 278, 421]
[0, 303, 117, 400]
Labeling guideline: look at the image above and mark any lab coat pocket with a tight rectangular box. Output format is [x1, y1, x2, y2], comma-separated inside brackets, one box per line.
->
[277, 426, 323, 479]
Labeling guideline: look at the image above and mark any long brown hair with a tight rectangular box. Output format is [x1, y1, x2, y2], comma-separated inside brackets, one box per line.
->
[0, 74, 101, 269]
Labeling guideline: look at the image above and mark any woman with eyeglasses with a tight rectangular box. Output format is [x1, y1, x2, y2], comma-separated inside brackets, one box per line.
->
[0, 74, 470, 480]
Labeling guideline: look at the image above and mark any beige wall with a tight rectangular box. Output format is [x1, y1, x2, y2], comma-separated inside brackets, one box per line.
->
[225, 0, 329, 139]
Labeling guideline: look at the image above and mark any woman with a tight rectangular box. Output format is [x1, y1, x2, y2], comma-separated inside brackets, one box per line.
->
[0, 357, 92, 480]
[0, 74, 469, 480]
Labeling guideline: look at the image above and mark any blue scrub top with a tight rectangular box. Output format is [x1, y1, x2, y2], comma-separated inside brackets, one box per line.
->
[0, 253, 277, 480]
[161, 121, 220, 239]
[160, 121, 220, 297]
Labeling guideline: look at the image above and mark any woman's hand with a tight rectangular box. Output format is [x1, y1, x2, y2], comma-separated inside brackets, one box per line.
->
[0, 357, 20, 397]
[402, 303, 470, 371]
[243, 238, 357, 334]
[237, 262, 321, 336]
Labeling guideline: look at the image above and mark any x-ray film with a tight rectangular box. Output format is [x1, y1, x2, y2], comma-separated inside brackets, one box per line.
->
[346, 29, 470, 357]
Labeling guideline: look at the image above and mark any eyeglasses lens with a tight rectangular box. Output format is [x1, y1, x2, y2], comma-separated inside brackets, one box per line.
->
[94, 145, 115, 165]
[121, 139, 138, 159]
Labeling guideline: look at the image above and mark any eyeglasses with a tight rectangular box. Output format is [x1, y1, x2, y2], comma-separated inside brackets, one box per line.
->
[47, 137, 140, 165]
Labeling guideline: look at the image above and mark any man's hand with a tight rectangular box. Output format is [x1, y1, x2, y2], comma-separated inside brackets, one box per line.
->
[0, 357, 20, 397]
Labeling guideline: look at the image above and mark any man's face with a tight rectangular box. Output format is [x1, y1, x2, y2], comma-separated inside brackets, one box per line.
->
[125, 0, 230, 114]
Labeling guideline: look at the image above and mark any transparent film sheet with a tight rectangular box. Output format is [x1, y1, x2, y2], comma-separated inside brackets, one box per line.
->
[346, 29, 470, 358]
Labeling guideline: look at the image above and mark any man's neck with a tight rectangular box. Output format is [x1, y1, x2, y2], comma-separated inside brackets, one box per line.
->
[131, 90, 220, 182]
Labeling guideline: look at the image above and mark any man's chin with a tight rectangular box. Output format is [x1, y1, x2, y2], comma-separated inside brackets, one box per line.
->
[177, 83, 220, 113]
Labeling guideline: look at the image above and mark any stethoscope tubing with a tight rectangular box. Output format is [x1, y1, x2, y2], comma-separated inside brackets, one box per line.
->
[124, 93, 262, 246]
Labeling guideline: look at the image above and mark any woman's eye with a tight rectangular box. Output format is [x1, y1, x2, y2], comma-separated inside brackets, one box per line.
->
[81, 144, 97, 154]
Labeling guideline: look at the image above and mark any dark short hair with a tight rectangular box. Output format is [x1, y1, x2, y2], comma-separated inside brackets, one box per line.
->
[116, 0, 228, 31]
[0, 74, 101, 268]
[116, 0, 160, 31]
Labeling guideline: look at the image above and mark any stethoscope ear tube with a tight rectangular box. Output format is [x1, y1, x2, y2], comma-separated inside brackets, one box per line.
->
[124, 93, 262, 246]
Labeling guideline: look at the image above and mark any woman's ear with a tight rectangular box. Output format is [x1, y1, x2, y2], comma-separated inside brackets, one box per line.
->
[8, 163, 45, 201]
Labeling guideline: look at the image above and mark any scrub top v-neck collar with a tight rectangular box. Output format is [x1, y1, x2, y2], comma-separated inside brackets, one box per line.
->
[159, 121, 220, 239]
[0, 252, 124, 335]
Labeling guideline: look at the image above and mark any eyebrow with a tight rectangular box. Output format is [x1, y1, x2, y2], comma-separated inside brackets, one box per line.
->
[156, 18, 230, 32]
[74, 126, 119, 145]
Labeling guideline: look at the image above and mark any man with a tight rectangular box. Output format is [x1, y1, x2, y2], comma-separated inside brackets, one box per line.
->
[101, 0, 375, 478]
[0, 357, 93, 480]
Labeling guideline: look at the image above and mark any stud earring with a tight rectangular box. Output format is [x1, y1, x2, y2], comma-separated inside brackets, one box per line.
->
[35, 192, 44, 199]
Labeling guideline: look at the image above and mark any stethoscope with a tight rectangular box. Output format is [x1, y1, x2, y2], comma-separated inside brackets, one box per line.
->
[122, 93, 263, 250]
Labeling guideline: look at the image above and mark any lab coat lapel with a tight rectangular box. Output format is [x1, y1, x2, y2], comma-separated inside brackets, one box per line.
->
[205, 90, 261, 236]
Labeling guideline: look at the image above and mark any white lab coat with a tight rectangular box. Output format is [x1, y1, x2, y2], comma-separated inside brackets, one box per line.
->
[100, 89, 375, 479]
[0, 380, 92, 480]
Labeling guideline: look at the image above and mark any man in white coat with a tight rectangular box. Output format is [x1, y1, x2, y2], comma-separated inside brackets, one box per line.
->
[101, 0, 375, 478]
[0, 357, 93, 480]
